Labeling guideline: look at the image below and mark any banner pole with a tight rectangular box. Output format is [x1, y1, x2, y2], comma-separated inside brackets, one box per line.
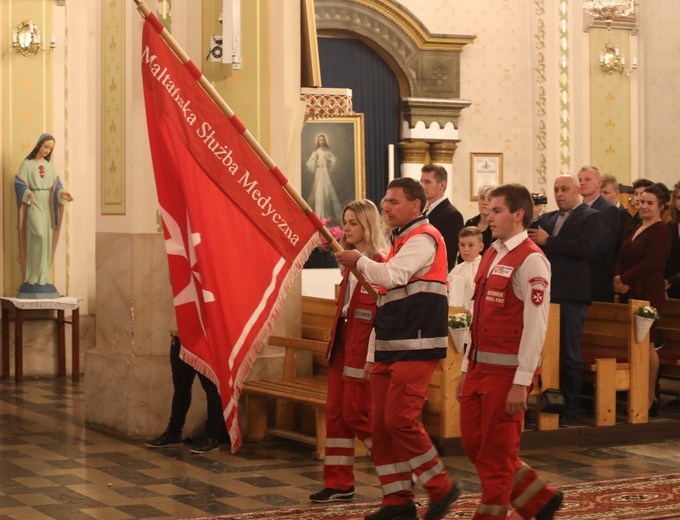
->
[132, 0, 378, 301]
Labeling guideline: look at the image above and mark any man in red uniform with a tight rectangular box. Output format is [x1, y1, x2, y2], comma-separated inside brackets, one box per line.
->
[336, 177, 459, 520]
[457, 184, 563, 520]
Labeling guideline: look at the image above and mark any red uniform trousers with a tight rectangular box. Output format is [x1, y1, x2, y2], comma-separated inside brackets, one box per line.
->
[371, 359, 452, 506]
[323, 322, 372, 490]
[460, 363, 557, 519]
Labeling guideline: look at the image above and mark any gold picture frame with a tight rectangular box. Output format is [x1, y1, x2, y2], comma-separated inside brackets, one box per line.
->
[301, 114, 366, 226]
[301, 0, 322, 88]
[470, 152, 503, 201]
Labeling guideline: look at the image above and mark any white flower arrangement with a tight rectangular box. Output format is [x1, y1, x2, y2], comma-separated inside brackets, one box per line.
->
[635, 305, 660, 320]
[448, 312, 471, 329]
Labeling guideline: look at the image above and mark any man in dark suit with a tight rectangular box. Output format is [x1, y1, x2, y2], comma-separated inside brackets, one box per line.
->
[528, 174, 604, 426]
[420, 164, 464, 271]
[600, 174, 634, 260]
[578, 166, 620, 302]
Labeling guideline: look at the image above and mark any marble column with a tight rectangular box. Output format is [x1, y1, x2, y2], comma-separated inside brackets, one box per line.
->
[85, 0, 189, 440]
[399, 140, 430, 180]
[430, 141, 458, 170]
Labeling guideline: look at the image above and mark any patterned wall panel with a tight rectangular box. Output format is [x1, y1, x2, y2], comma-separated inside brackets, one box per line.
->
[641, 1, 680, 187]
[101, 0, 126, 215]
[589, 28, 631, 183]
[202, 0, 270, 149]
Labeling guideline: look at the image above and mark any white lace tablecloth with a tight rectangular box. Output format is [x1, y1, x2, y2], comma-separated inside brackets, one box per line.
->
[0, 297, 80, 311]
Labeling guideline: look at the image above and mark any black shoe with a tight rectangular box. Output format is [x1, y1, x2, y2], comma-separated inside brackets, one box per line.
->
[524, 409, 537, 425]
[424, 482, 461, 520]
[145, 431, 182, 448]
[649, 399, 660, 417]
[536, 490, 563, 520]
[558, 415, 577, 427]
[309, 486, 354, 503]
[364, 502, 418, 520]
[189, 436, 220, 453]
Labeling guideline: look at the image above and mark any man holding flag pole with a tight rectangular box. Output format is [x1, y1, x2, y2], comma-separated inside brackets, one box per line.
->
[336, 177, 459, 520]
[134, 0, 375, 455]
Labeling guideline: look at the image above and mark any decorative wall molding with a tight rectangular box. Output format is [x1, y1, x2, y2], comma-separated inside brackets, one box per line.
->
[301, 88, 353, 119]
[401, 97, 471, 132]
[559, 0, 571, 175]
[534, 0, 548, 187]
[583, 12, 638, 34]
[314, 0, 475, 100]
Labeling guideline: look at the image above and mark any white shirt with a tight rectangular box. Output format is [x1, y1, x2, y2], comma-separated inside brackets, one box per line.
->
[448, 256, 480, 311]
[424, 195, 447, 216]
[461, 230, 552, 387]
[356, 233, 436, 290]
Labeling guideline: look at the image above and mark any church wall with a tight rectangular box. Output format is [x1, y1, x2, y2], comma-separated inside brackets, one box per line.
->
[397, 1, 676, 212]
[640, 1, 680, 189]
[397, 1, 537, 219]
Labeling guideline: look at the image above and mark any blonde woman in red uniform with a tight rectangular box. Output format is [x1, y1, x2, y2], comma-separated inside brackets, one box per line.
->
[310, 199, 387, 504]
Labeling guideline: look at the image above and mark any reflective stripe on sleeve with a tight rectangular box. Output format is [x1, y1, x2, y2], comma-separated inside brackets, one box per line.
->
[379, 280, 448, 306]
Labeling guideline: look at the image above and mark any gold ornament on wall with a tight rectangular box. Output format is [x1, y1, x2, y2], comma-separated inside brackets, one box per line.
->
[582, 0, 637, 75]
[12, 20, 56, 57]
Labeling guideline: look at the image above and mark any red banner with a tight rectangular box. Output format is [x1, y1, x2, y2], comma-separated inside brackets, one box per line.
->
[141, 18, 318, 451]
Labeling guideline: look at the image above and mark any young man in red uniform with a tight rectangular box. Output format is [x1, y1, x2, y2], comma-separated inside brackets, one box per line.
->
[457, 184, 563, 520]
[336, 178, 459, 520]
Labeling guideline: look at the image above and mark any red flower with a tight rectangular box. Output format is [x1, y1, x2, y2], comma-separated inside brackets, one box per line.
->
[317, 218, 344, 253]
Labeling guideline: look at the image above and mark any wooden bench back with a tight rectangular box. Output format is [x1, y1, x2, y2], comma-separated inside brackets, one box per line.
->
[580, 299, 648, 363]
[267, 296, 336, 382]
[659, 299, 680, 350]
[301, 296, 336, 342]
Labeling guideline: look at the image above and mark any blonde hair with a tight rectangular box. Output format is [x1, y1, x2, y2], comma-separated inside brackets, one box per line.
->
[478, 183, 498, 199]
[459, 225, 483, 241]
[340, 199, 388, 260]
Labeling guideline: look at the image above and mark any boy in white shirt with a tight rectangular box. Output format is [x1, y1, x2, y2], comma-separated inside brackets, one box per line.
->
[448, 226, 484, 311]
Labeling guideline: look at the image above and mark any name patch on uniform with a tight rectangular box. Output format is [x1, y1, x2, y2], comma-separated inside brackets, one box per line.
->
[491, 265, 514, 278]
[354, 309, 373, 321]
[485, 289, 505, 304]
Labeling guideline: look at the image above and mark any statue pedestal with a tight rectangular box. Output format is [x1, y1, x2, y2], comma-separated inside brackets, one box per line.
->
[1, 297, 80, 383]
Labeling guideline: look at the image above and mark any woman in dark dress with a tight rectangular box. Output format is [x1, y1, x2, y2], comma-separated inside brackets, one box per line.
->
[457, 183, 496, 263]
[614, 183, 672, 413]
[665, 181, 680, 299]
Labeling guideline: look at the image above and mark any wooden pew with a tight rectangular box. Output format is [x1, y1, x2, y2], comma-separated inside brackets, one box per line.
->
[242, 296, 369, 460]
[244, 298, 560, 455]
[657, 298, 680, 388]
[580, 299, 649, 426]
[424, 303, 560, 440]
[529, 303, 561, 431]
[422, 306, 465, 440]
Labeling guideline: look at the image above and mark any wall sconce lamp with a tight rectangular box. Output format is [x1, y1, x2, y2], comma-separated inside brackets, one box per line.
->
[583, 1, 637, 76]
[600, 42, 637, 75]
[12, 20, 56, 57]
